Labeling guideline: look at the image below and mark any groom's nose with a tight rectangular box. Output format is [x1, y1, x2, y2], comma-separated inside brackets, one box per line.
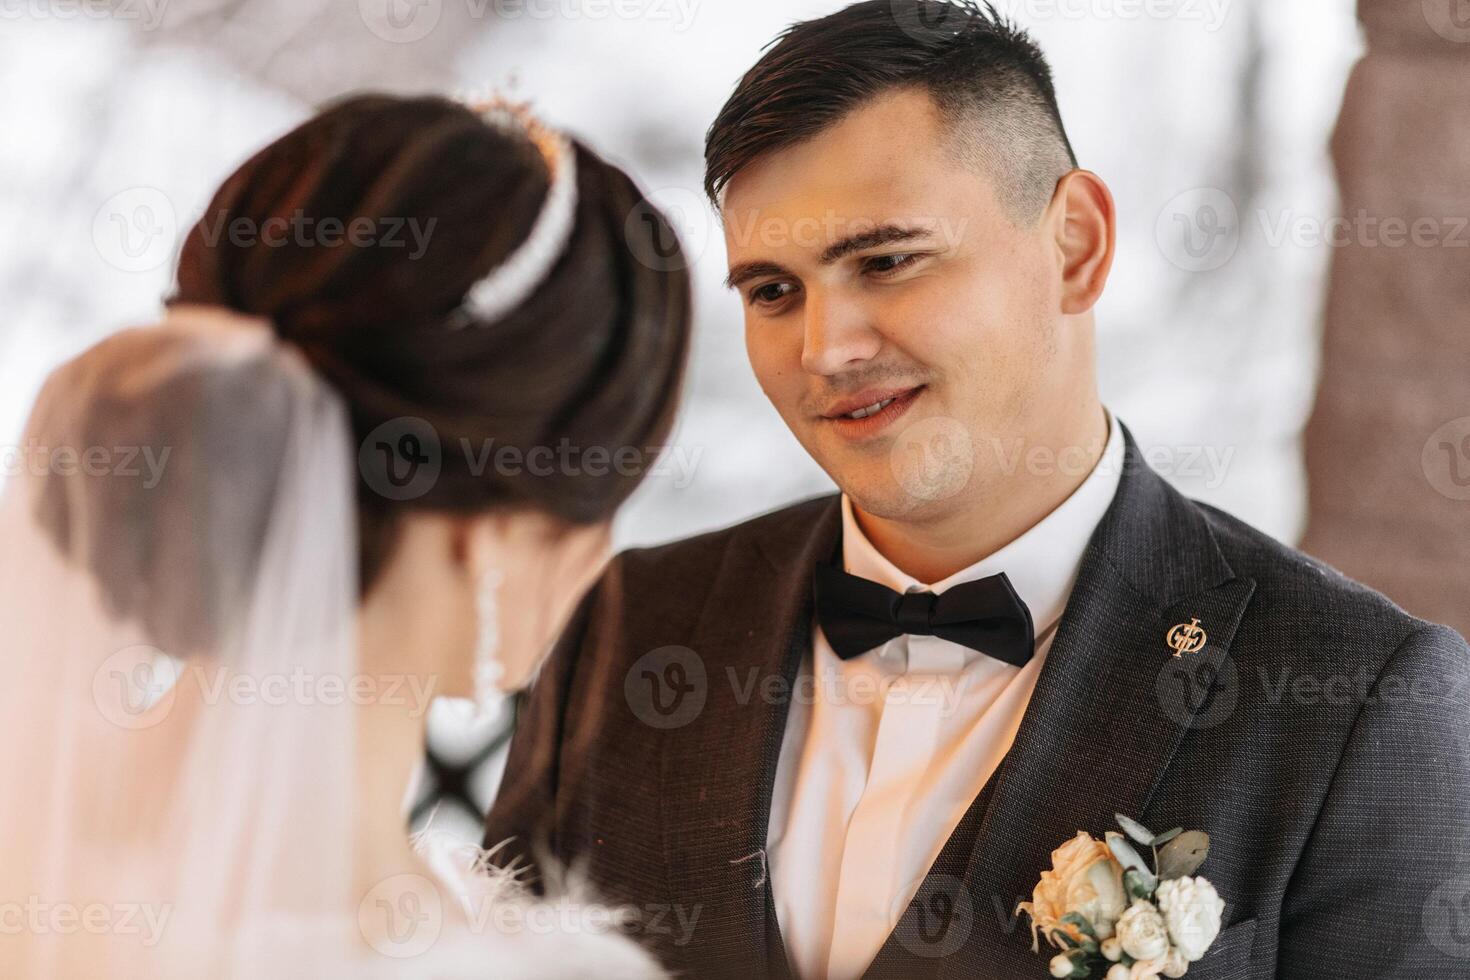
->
[800, 289, 882, 376]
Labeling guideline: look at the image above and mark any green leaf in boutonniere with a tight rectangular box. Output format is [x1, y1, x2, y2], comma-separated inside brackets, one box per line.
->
[1058, 912, 1101, 954]
[1150, 826, 1183, 847]
[1114, 813, 1155, 848]
[1156, 829, 1210, 880]
[1104, 832, 1154, 884]
[1122, 868, 1155, 902]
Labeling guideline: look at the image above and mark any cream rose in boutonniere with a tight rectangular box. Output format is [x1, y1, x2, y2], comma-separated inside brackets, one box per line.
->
[1016, 815, 1225, 979]
[1015, 831, 1129, 951]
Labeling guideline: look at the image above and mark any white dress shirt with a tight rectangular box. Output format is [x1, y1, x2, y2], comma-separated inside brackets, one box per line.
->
[765, 409, 1124, 980]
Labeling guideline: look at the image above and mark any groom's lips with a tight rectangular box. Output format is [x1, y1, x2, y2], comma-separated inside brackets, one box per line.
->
[819, 385, 925, 439]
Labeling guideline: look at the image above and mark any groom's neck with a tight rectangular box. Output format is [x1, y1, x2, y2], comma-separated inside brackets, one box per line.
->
[852, 403, 1110, 584]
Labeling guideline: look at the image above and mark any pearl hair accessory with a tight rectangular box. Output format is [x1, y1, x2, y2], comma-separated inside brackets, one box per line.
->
[452, 97, 580, 328]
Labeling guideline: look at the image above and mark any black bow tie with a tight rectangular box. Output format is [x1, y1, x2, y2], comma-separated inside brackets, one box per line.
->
[812, 560, 1036, 666]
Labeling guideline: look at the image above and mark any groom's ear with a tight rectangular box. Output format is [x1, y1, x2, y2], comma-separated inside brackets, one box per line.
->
[1049, 169, 1116, 316]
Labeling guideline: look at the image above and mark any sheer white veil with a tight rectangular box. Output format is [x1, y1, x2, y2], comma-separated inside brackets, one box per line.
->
[0, 99, 677, 979]
[0, 304, 361, 976]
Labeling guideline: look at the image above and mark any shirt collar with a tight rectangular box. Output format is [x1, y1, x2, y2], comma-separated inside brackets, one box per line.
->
[840, 407, 1124, 641]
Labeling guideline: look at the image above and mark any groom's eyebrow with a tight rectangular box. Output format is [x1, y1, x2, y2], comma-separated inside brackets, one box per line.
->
[725, 261, 789, 291]
[724, 224, 932, 291]
[818, 224, 930, 264]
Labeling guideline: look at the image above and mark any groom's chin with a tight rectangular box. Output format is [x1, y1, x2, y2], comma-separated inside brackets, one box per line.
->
[828, 468, 933, 523]
[845, 485, 962, 526]
[816, 441, 978, 525]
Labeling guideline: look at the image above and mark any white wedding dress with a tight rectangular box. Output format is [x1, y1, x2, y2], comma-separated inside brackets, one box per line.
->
[0, 306, 667, 979]
[214, 833, 665, 979]
[187, 832, 664, 979]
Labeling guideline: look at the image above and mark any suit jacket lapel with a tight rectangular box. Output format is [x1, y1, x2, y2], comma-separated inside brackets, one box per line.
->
[659, 497, 841, 979]
[937, 426, 1257, 976]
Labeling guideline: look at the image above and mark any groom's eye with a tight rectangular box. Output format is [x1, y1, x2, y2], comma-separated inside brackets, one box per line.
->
[748, 281, 798, 307]
[862, 252, 920, 276]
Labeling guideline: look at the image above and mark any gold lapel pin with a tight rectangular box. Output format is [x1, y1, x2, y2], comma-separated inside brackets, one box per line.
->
[1166, 618, 1208, 658]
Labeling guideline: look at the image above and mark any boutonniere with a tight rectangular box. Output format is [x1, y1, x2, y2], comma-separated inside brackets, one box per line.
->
[1015, 814, 1225, 979]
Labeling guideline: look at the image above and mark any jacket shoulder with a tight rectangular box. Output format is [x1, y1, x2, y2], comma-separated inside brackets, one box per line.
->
[615, 492, 837, 583]
[1191, 498, 1465, 656]
[573, 493, 837, 644]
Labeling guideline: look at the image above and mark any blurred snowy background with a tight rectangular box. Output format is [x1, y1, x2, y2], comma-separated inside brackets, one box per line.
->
[0, 0, 1366, 837]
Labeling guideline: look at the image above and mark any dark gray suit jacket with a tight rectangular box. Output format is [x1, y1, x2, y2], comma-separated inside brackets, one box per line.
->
[484, 425, 1470, 979]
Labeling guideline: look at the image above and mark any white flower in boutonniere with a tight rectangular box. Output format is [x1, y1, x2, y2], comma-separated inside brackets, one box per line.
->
[1115, 900, 1170, 960]
[1017, 814, 1225, 979]
[1155, 876, 1225, 961]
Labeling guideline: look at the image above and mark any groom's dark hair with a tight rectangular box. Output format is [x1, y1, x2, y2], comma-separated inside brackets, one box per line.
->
[704, 0, 1078, 223]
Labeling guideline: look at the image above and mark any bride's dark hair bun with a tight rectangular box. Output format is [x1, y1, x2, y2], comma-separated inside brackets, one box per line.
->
[172, 93, 692, 591]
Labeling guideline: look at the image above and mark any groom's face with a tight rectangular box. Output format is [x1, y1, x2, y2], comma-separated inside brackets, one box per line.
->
[721, 87, 1068, 520]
